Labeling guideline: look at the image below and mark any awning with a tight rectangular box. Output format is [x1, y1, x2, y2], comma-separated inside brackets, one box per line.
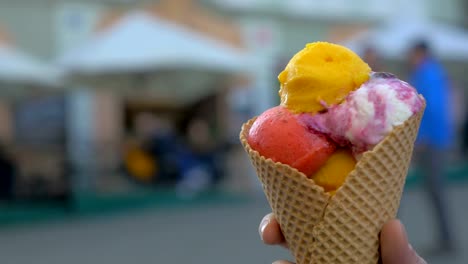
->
[0, 45, 61, 86]
[344, 19, 468, 61]
[58, 11, 251, 75]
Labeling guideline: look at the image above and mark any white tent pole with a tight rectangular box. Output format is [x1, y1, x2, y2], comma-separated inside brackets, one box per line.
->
[66, 88, 96, 193]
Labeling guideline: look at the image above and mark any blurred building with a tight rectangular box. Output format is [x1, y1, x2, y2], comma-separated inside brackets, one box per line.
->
[0, 0, 240, 58]
[0, 0, 466, 196]
[0, 0, 255, 195]
[0, 0, 465, 58]
[0, 0, 464, 112]
[207, 0, 466, 56]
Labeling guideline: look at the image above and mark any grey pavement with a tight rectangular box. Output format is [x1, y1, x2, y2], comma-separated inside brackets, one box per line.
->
[0, 185, 467, 264]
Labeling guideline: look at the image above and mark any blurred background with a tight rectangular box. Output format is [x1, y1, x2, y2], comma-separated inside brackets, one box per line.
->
[0, 0, 467, 263]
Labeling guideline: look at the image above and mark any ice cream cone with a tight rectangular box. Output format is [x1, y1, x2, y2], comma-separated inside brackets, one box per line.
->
[240, 105, 424, 264]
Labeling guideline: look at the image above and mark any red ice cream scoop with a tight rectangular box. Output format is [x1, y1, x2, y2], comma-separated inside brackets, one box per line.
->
[247, 106, 336, 177]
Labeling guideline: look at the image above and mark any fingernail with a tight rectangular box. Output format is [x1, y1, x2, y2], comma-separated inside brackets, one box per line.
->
[416, 256, 428, 264]
[272, 261, 286, 264]
[408, 243, 427, 264]
[398, 221, 409, 242]
[408, 243, 416, 256]
[259, 215, 271, 239]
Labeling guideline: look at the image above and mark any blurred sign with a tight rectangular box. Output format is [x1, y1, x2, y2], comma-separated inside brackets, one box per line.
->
[241, 20, 280, 57]
[326, 24, 370, 44]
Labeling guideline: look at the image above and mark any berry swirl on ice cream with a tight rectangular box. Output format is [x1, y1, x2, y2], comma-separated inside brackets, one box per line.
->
[300, 72, 425, 154]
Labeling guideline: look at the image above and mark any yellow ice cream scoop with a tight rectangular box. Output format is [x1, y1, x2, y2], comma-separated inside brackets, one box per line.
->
[311, 148, 356, 193]
[278, 42, 371, 114]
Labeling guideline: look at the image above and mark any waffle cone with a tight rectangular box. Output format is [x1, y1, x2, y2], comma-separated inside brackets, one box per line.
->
[240, 106, 424, 264]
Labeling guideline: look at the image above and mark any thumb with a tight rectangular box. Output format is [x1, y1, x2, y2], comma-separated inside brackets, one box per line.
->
[380, 220, 426, 264]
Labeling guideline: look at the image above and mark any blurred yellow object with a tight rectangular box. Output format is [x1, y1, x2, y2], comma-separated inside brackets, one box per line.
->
[125, 147, 157, 182]
[311, 148, 356, 193]
[278, 42, 371, 114]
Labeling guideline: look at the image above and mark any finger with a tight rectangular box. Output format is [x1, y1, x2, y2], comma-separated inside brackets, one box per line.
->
[380, 219, 426, 264]
[259, 213, 288, 248]
[272, 260, 294, 264]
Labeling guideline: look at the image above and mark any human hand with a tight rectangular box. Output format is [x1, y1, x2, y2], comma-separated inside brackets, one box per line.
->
[259, 213, 427, 264]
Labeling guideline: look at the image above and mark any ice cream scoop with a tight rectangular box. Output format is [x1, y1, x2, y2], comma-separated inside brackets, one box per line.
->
[247, 106, 336, 177]
[311, 148, 356, 192]
[300, 72, 425, 154]
[278, 42, 371, 114]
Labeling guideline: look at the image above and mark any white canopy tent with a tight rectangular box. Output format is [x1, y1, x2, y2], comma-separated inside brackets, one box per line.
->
[57, 11, 254, 189]
[58, 11, 251, 75]
[343, 19, 468, 61]
[0, 45, 61, 87]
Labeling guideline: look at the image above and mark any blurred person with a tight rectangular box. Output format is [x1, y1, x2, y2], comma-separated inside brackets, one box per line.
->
[143, 114, 181, 184]
[463, 110, 468, 157]
[362, 46, 384, 72]
[408, 40, 455, 252]
[0, 145, 16, 201]
[226, 79, 254, 143]
[176, 118, 219, 199]
[126, 112, 180, 185]
[124, 138, 157, 183]
[462, 95, 468, 157]
[259, 213, 427, 264]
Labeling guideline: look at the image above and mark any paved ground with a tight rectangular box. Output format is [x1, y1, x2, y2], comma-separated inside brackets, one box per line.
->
[0, 184, 466, 264]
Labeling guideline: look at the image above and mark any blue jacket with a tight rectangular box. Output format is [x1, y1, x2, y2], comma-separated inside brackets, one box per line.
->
[410, 58, 454, 149]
